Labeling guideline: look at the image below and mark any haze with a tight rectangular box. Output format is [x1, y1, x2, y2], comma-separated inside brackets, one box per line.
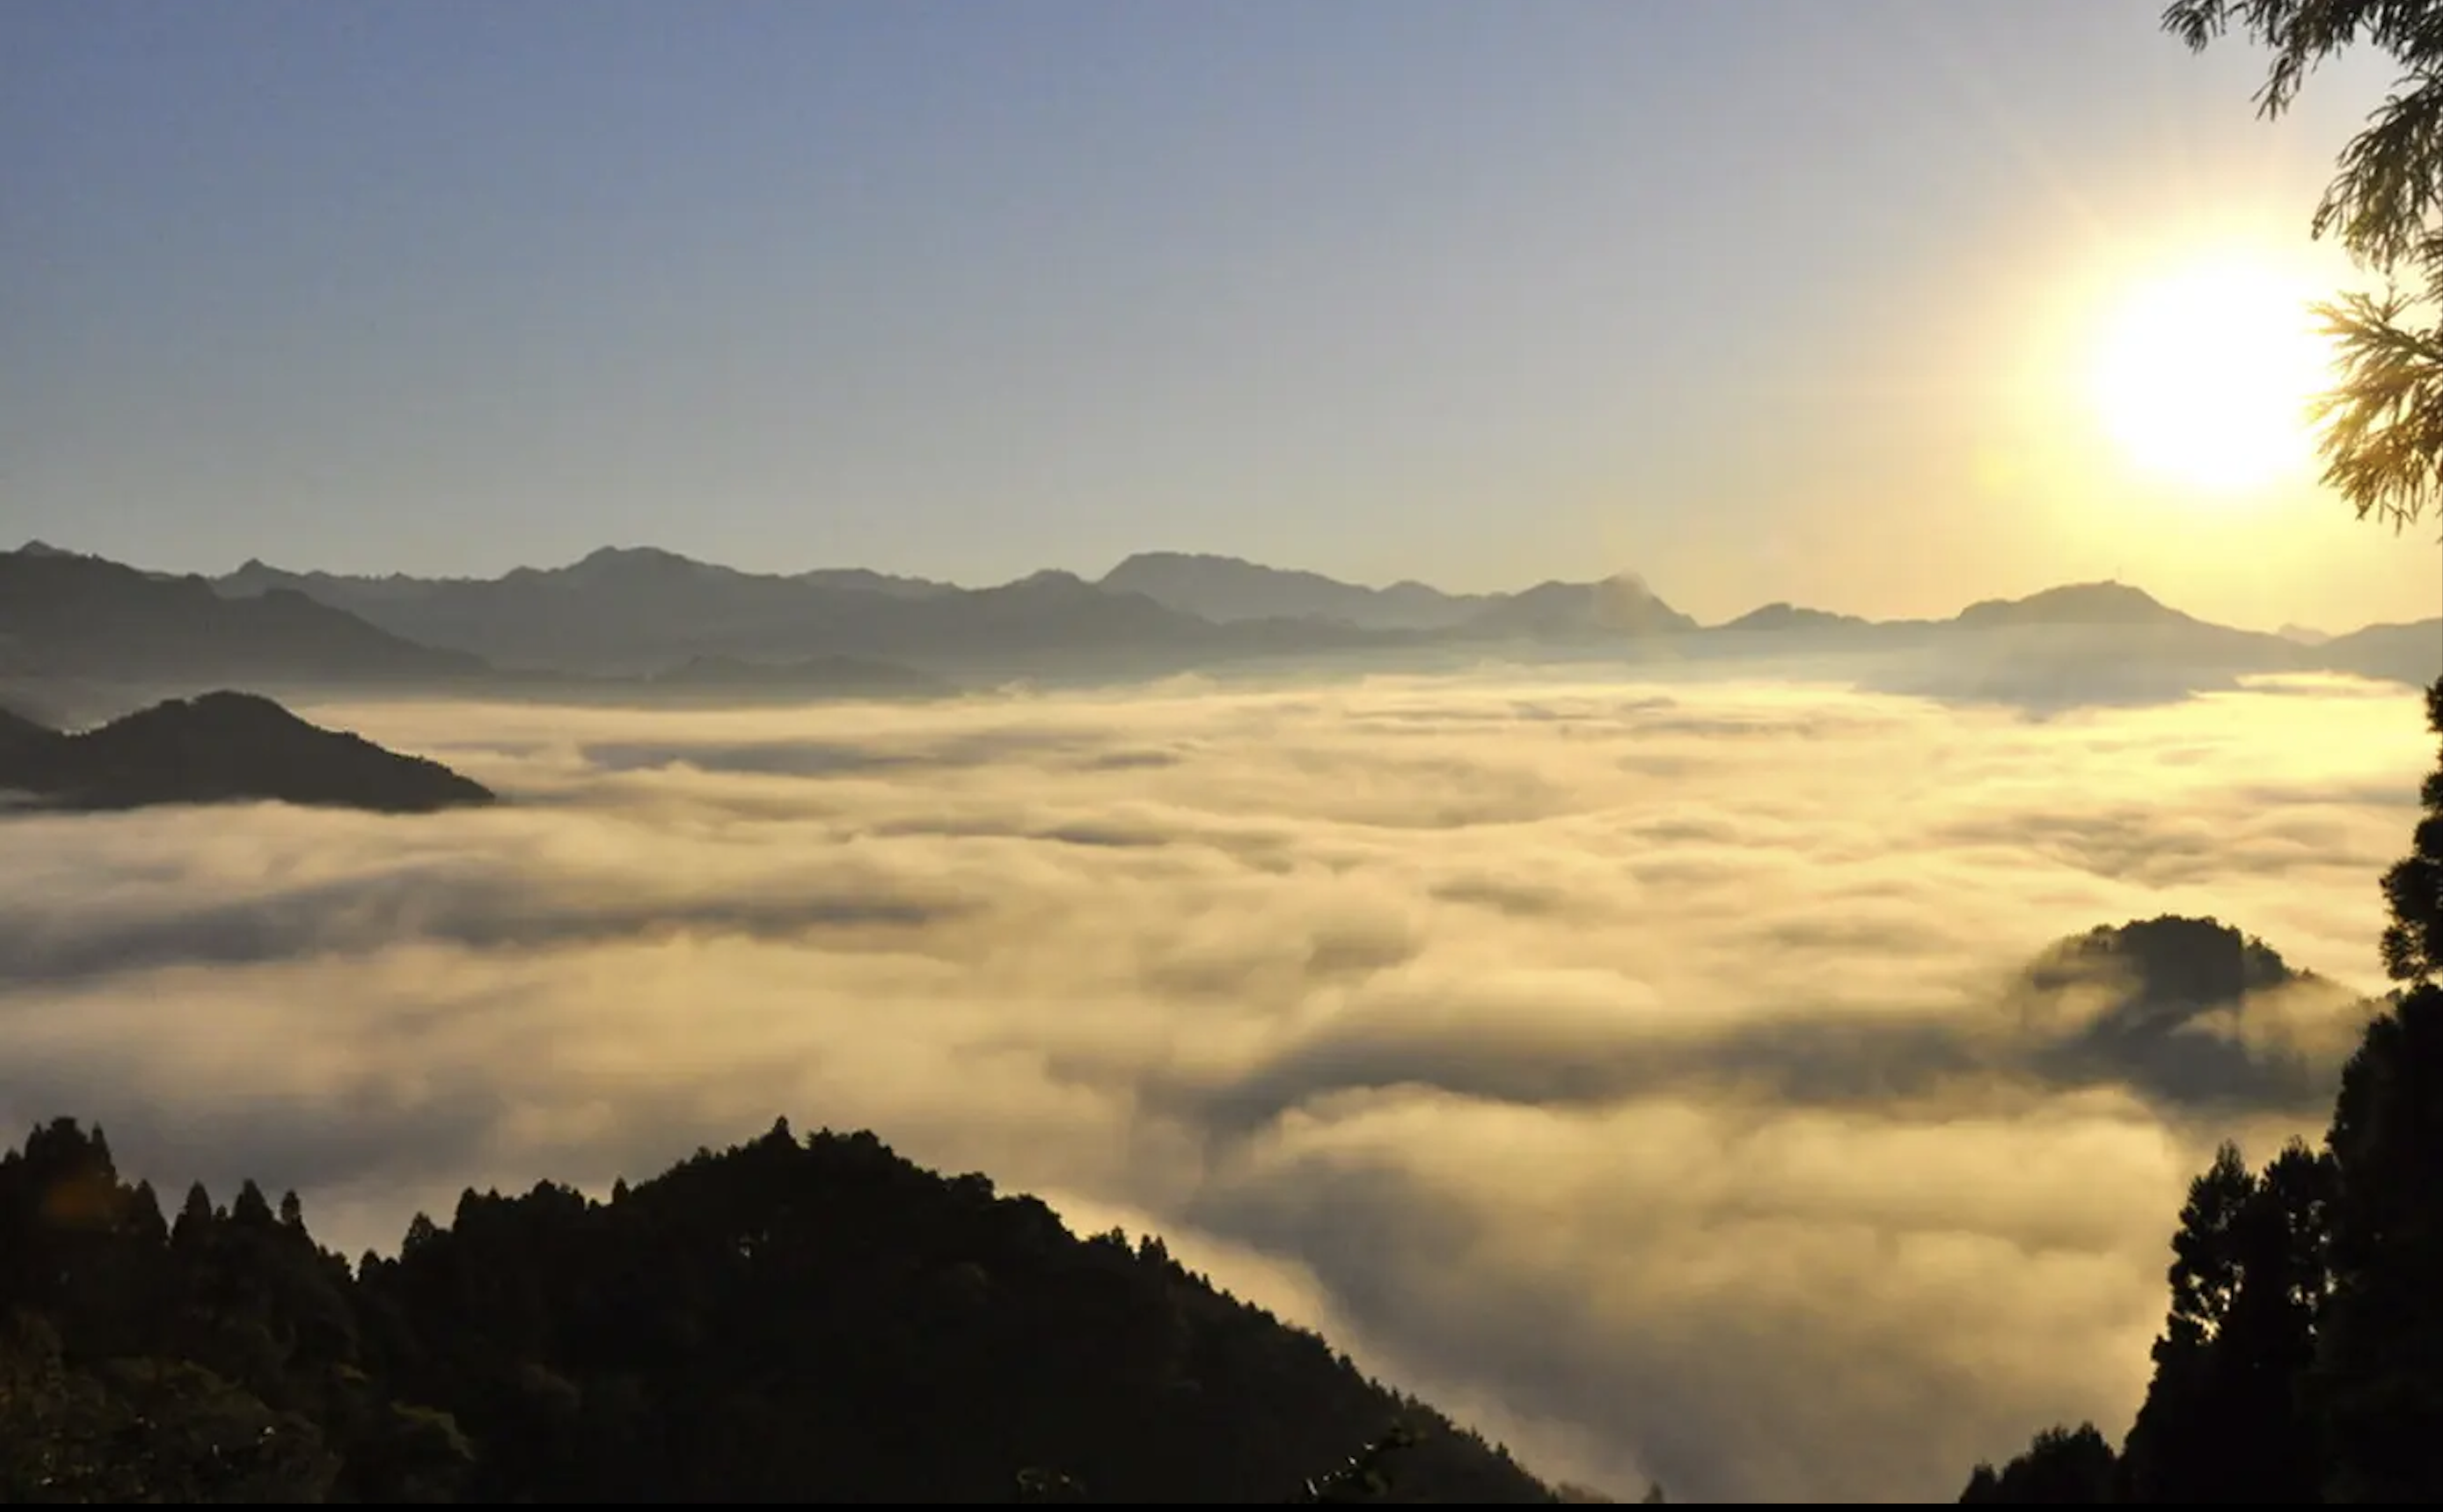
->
[6, 1, 2443, 1504]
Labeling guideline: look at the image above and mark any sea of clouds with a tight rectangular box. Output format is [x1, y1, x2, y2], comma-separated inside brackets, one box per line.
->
[0, 665, 2424, 1501]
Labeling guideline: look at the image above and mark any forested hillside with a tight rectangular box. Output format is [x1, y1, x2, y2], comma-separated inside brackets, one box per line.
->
[0, 1117, 1554, 1504]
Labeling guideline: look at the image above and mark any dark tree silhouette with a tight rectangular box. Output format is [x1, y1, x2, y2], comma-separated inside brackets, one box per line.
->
[2165, 0, 2443, 532]
[2310, 678, 2443, 1500]
[2116, 1140, 2330, 1502]
[1960, 1423, 2116, 1504]
[2381, 680, 2443, 981]
[1964, 666, 2443, 1501]
[0, 1117, 1551, 1504]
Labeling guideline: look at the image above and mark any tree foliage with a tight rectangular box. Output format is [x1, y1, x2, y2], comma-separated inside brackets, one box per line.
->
[1962, 665, 2443, 1500]
[2164, 0, 2443, 530]
[1961, 1424, 2117, 1505]
[0, 1116, 1551, 1504]
[2381, 678, 2443, 981]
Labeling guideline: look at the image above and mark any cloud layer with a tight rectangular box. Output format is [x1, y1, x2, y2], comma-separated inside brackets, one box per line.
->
[0, 668, 2422, 1501]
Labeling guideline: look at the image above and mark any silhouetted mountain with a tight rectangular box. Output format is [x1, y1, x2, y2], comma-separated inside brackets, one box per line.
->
[824, 568, 1359, 674]
[2009, 915, 2359, 1112]
[1458, 575, 1698, 640]
[136, 536, 2432, 690]
[2317, 618, 2443, 687]
[789, 565, 957, 599]
[2, 547, 485, 685]
[225, 549, 954, 605]
[0, 692, 493, 813]
[2278, 622, 2332, 647]
[1954, 581, 2195, 627]
[1838, 584, 2311, 712]
[220, 558, 470, 605]
[2028, 915, 2304, 1006]
[221, 547, 852, 671]
[1101, 552, 1491, 630]
[213, 549, 1382, 677]
[1710, 601, 1877, 634]
[0, 1117, 1554, 1503]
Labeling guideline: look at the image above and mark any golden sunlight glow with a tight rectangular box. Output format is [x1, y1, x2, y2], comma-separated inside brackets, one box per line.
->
[2088, 259, 2334, 494]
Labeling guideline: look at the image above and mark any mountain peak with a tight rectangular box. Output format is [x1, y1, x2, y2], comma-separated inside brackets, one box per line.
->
[575, 544, 691, 567]
[1004, 568, 1094, 592]
[1460, 574, 1698, 639]
[2008, 914, 2352, 1113]
[1955, 580, 2185, 627]
[1105, 550, 1253, 572]
[0, 691, 494, 813]
[1717, 601, 1869, 633]
[558, 545, 728, 586]
[1100, 552, 1486, 630]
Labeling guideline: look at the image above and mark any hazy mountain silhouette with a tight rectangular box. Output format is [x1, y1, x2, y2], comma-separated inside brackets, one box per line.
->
[1802, 582, 2320, 711]
[0, 1117, 1556, 1502]
[213, 548, 1389, 677]
[1712, 601, 1880, 634]
[221, 548, 956, 608]
[1954, 581, 2197, 628]
[1100, 552, 1493, 630]
[2009, 915, 2359, 1112]
[0, 692, 494, 814]
[2317, 618, 2443, 687]
[220, 545, 922, 673]
[1945, 583, 2299, 662]
[3, 546, 485, 686]
[0, 536, 2374, 692]
[1456, 575, 1699, 640]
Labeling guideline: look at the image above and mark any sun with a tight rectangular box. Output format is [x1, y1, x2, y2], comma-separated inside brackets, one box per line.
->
[2088, 258, 2335, 494]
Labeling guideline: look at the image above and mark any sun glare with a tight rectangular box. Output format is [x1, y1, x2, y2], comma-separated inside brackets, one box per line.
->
[2088, 260, 2335, 495]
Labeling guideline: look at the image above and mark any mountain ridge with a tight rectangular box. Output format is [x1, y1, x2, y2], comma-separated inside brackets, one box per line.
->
[13, 540, 2439, 695]
[1, 548, 488, 686]
[183, 543, 2329, 641]
[0, 691, 495, 814]
[0, 1116, 1560, 1502]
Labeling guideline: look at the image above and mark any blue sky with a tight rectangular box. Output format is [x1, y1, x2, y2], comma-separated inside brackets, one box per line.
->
[4, 1, 2435, 626]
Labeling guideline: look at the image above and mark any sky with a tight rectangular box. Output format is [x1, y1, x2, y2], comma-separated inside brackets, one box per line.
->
[6, 0, 2441, 629]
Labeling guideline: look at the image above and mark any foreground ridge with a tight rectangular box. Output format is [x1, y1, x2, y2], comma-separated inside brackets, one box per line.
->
[0, 1117, 1556, 1503]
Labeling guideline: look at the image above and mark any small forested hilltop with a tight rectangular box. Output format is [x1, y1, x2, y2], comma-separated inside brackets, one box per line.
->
[0, 1117, 1555, 1504]
[1960, 678, 2443, 1502]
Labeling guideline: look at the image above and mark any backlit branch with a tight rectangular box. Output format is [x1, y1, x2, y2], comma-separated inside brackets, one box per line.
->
[2313, 289, 2443, 528]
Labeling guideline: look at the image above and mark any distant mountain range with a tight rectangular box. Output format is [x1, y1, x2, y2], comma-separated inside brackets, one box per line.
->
[3, 546, 484, 685]
[0, 690, 493, 814]
[1099, 550, 1495, 630]
[4, 541, 2437, 701]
